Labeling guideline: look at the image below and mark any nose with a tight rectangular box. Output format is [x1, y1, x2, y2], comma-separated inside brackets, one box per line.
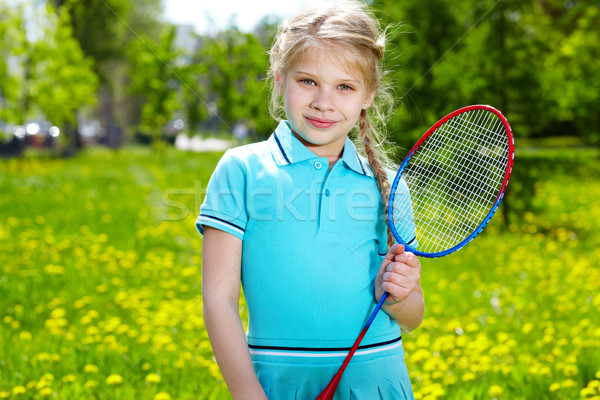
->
[310, 87, 334, 112]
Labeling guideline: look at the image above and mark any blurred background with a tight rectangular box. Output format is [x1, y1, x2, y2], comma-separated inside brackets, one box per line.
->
[1, 0, 598, 157]
[1, 1, 599, 399]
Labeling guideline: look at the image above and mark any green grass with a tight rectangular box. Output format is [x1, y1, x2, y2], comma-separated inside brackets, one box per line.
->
[0, 145, 599, 399]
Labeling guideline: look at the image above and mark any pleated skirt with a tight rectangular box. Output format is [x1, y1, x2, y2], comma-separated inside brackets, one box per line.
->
[251, 345, 414, 400]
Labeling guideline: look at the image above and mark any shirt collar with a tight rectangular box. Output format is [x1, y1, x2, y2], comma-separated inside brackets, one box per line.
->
[268, 120, 373, 177]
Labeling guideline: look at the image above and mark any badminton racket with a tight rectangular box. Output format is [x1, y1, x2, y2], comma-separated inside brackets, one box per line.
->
[316, 104, 514, 399]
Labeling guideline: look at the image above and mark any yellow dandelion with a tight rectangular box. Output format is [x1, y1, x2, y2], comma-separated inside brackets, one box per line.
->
[529, 365, 540, 375]
[153, 392, 172, 400]
[549, 382, 561, 392]
[443, 374, 457, 386]
[36, 380, 49, 390]
[581, 388, 596, 397]
[96, 284, 108, 293]
[40, 373, 54, 382]
[39, 387, 52, 397]
[596, 370, 600, 379]
[462, 372, 476, 382]
[564, 365, 578, 377]
[83, 364, 98, 374]
[12, 386, 26, 395]
[85, 326, 100, 336]
[63, 375, 76, 383]
[0, 391, 9, 398]
[540, 366, 552, 377]
[431, 371, 444, 380]
[106, 374, 123, 385]
[145, 373, 161, 384]
[488, 385, 503, 397]
[73, 299, 86, 309]
[521, 322, 534, 334]
[50, 308, 66, 319]
[562, 379, 577, 388]
[84, 380, 98, 389]
[19, 331, 32, 341]
[141, 362, 152, 371]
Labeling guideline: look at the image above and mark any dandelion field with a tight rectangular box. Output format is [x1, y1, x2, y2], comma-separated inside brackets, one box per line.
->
[1, 145, 599, 399]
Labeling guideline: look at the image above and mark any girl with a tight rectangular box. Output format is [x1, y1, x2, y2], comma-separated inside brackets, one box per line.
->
[197, 1, 424, 398]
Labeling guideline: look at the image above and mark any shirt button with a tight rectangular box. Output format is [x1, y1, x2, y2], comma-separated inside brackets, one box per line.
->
[314, 161, 322, 170]
[325, 189, 330, 196]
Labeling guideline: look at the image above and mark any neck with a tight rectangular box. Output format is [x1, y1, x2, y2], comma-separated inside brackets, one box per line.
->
[292, 133, 345, 167]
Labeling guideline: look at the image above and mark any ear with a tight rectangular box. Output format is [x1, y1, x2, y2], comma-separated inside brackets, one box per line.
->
[363, 91, 376, 110]
[273, 71, 285, 96]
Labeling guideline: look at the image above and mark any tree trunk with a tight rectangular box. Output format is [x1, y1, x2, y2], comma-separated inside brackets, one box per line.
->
[101, 86, 123, 149]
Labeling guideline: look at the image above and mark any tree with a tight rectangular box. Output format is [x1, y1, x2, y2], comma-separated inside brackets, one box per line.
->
[28, 5, 98, 154]
[198, 27, 272, 138]
[52, 0, 164, 149]
[128, 26, 183, 144]
[372, 0, 600, 146]
[373, 0, 461, 150]
[0, 2, 97, 154]
[0, 3, 27, 128]
[534, 1, 600, 143]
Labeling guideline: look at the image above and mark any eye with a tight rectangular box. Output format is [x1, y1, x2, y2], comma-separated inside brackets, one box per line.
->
[299, 78, 316, 86]
[338, 84, 354, 91]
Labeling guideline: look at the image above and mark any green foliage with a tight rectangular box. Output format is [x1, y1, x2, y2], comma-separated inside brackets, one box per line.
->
[0, 3, 27, 127]
[29, 5, 98, 130]
[0, 2, 97, 149]
[54, 0, 132, 82]
[128, 27, 183, 141]
[371, 0, 600, 149]
[198, 27, 273, 137]
[537, 3, 600, 143]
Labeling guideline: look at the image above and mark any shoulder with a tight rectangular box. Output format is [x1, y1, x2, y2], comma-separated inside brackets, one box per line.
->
[356, 154, 398, 182]
[216, 140, 272, 171]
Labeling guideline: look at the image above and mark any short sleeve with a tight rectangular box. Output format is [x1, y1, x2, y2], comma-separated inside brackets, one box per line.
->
[195, 150, 248, 240]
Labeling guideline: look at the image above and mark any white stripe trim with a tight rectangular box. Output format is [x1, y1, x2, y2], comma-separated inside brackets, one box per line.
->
[249, 340, 402, 358]
[197, 216, 244, 235]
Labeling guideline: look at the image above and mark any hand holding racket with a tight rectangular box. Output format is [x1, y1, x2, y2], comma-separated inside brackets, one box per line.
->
[375, 243, 421, 305]
[316, 105, 514, 399]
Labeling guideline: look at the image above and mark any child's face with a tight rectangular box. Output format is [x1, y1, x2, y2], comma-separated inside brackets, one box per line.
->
[279, 47, 374, 156]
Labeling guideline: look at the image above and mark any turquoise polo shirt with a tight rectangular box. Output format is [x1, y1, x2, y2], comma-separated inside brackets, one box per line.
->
[196, 120, 416, 352]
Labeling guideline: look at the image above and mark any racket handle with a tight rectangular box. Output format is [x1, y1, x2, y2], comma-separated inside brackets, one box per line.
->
[315, 293, 389, 399]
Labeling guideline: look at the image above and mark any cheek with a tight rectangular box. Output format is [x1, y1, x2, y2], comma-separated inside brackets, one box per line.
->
[283, 85, 304, 112]
[344, 101, 365, 123]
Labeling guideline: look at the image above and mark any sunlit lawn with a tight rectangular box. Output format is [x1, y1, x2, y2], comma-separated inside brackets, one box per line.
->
[0, 145, 599, 399]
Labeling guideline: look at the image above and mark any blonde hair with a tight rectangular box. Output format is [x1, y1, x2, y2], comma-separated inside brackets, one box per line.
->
[268, 0, 396, 248]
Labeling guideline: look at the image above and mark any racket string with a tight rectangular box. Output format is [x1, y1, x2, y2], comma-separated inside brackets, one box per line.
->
[392, 109, 510, 253]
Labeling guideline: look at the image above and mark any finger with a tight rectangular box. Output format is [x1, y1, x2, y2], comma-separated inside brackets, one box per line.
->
[381, 282, 412, 302]
[386, 262, 415, 276]
[394, 252, 419, 267]
[382, 271, 407, 287]
[383, 243, 405, 261]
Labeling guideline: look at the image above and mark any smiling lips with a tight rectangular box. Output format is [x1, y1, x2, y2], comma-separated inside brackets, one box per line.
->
[305, 116, 338, 129]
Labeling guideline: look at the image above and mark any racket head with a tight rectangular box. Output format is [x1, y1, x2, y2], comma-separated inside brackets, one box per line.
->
[388, 105, 514, 258]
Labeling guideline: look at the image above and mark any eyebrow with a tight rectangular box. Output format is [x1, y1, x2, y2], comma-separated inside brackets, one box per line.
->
[293, 70, 361, 84]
